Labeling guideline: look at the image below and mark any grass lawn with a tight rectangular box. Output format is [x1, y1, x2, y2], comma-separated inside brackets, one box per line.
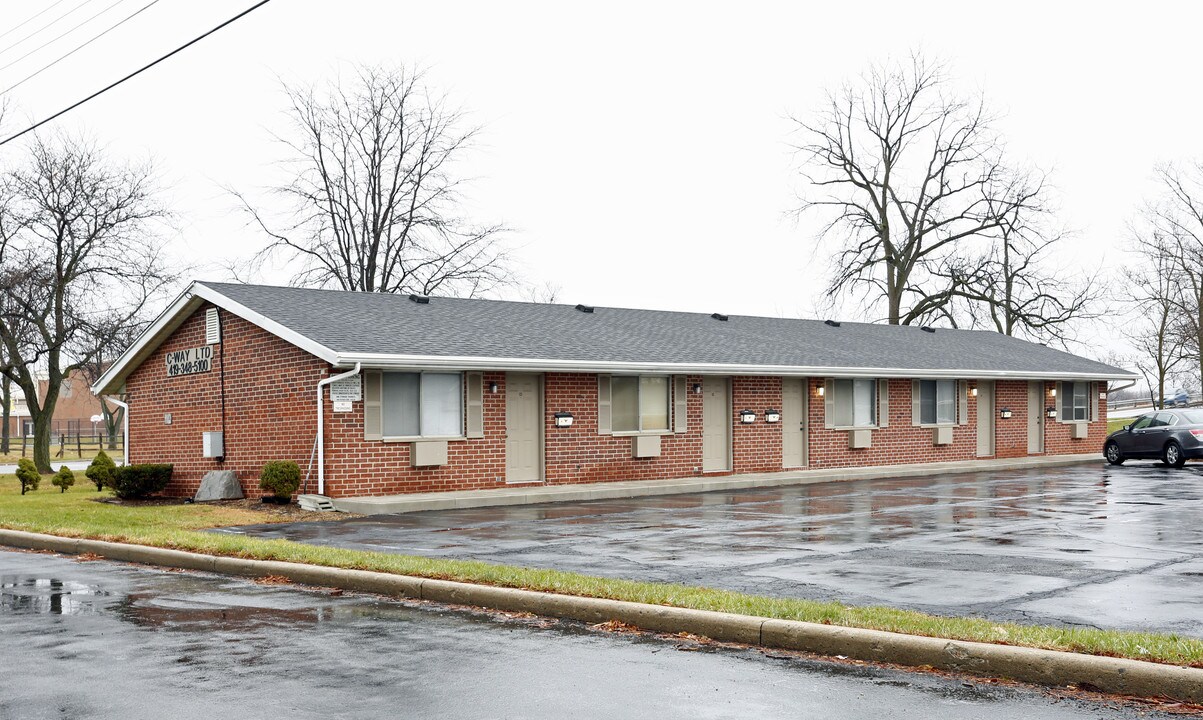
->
[1107, 418, 1130, 434]
[1, 473, 1201, 668]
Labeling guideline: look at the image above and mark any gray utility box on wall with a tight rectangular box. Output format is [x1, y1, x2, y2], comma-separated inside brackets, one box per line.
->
[202, 431, 224, 458]
[632, 434, 662, 458]
[848, 429, 872, 449]
[411, 440, 449, 467]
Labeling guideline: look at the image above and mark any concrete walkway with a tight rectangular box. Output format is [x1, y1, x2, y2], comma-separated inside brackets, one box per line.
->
[332, 453, 1101, 514]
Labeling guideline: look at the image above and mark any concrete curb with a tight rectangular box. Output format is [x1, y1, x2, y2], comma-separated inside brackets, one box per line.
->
[332, 454, 1102, 515]
[2, 528, 1198, 703]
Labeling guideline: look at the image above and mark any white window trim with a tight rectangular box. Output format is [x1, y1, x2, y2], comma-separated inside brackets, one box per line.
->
[830, 377, 878, 430]
[1058, 381, 1091, 424]
[610, 374, 673, 435]
[917, 379, 958, 427]
[380, 370, 466, 441]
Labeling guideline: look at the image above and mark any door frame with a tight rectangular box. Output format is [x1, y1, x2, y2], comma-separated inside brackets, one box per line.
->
[1027, 380, 1045, 455]
[702, 375, 732, 473]
[976, 380, 995, 457]
[505, 372, 544, 483]
[781, 377, 808, 468]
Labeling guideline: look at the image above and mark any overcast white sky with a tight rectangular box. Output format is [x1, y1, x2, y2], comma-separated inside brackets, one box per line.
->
[0, 0, 1198, 365]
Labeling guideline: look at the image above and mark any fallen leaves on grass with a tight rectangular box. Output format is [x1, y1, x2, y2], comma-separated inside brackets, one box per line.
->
[76, 552, 103, 562]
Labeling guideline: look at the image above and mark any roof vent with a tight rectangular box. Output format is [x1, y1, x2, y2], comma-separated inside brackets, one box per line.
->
[575, 304, 594, 314]
[921, 326, 936, 333]
[711, 313, 729, 322]
[824, 320, 841, 328]
[408, 294, 430, 304]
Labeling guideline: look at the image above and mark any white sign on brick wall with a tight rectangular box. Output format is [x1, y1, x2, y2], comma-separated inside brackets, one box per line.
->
[165, 346, 212, 377]
[329, 374, 362, 403]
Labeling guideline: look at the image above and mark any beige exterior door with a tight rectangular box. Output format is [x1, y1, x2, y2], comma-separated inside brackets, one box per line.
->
[976, 380, 995, 457]
[505, 373, 542, 483]
[1027, 380, 1044, 454]
[782, 378, 808, 468]
[702, 376, 731, 472]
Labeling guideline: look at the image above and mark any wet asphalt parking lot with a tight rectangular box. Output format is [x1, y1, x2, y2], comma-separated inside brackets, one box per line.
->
[221, 461, 1203, 636]
[0, 549, 1180, 719]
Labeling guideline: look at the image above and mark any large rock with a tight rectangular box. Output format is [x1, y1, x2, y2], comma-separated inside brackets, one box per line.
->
[194, 470, 244, 501]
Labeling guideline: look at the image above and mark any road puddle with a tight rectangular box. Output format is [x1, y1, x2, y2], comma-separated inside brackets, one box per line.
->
[0, 576, 110, 615]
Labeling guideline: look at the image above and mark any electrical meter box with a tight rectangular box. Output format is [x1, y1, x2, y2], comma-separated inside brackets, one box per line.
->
[202, 431, 224, 458]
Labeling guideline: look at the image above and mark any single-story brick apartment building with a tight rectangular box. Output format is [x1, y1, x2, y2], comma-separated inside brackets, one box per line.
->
[92, 282, 1136, 500]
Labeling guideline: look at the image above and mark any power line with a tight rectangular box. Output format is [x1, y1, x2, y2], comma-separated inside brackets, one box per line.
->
[0, 0, 274, 149]
[0, 0, 70, 43]
[0, 0, 129, 74]
[1, 0, 165, 96]
[0, 0, 101, 59]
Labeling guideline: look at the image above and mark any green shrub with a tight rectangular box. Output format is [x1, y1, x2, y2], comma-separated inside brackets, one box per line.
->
[15, 458, 39, 495]
[51, 466, 75, 493]
[110, 463, 173, 499]
[259, 460, 301, 500]
[85, 451, 117, 492]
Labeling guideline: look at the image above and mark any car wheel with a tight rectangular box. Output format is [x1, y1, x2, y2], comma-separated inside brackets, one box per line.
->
[1164, 440, 1186, 469]
[1105, 442, 1125, 465]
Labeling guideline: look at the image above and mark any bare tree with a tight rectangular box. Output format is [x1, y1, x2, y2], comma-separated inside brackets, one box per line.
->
[1126, 230, 1189, 408]
[235, 63, 511, 297]
[791, 55, 1045, 325]
[74, 316, 145, 451]
[941, 186, 1106, 344]
[521, 281, 561, 304]
[1139, 162, 1203, 387]
[0, 133, 172, 472]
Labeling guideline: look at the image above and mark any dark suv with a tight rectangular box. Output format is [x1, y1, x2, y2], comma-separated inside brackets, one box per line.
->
[1104, 409, 1203, 468]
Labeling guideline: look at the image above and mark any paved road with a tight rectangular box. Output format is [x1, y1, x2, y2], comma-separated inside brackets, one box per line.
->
[0, 550, 1171, 719]
[222, 461, 1203, 636]
[0, 460, 92, 474]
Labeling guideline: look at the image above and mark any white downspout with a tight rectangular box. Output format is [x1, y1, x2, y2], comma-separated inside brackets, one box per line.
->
[105, 396, 130, 467]
[316, 363, 361, 496]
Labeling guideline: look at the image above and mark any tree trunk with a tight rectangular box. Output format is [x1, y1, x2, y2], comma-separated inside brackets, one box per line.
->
[31, 407, 51, 473]
[0, 377, 10, 456]
[102, 402, 122, 451]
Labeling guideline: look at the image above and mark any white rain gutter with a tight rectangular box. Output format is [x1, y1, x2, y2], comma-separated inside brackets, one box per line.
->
[104, 396, 130, 467]
[332, 352, 1139, 383]
[315, 363, 361, 496]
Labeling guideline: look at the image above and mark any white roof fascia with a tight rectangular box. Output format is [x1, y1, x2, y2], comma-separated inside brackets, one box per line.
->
[92, 282, 341, 395]
[334, 352, 1138, 382]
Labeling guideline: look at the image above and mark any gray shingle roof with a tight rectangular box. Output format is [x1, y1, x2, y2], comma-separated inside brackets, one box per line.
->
[197, 282, 1131, 379]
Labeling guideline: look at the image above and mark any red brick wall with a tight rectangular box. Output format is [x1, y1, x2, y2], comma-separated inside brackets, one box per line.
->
[125, 304, 1108, 498]
[806, 379, 977, 468]
[126, 304, 326, 498]
[732, 376, 784, 474]
[994, 380, 1031, 458]
[1044, 381, 1109, 455]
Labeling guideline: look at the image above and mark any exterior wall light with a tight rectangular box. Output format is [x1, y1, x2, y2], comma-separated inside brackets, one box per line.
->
[692, 383, 702, 394]
[765, 409, 781, 423]
[817, 385, 825, 397]
[1046, 407, 1057, 419]
[970, 387, 978, 397]
[553, 411, 574, 428]
[739, 409, 756, 424]
[999, 408, 1013, 419]
[489, 381, 499, 394]
[1049, 387, 1057, 397]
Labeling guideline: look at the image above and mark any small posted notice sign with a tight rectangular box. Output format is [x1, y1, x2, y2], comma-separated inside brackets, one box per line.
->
[329, 374, 362, 403]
